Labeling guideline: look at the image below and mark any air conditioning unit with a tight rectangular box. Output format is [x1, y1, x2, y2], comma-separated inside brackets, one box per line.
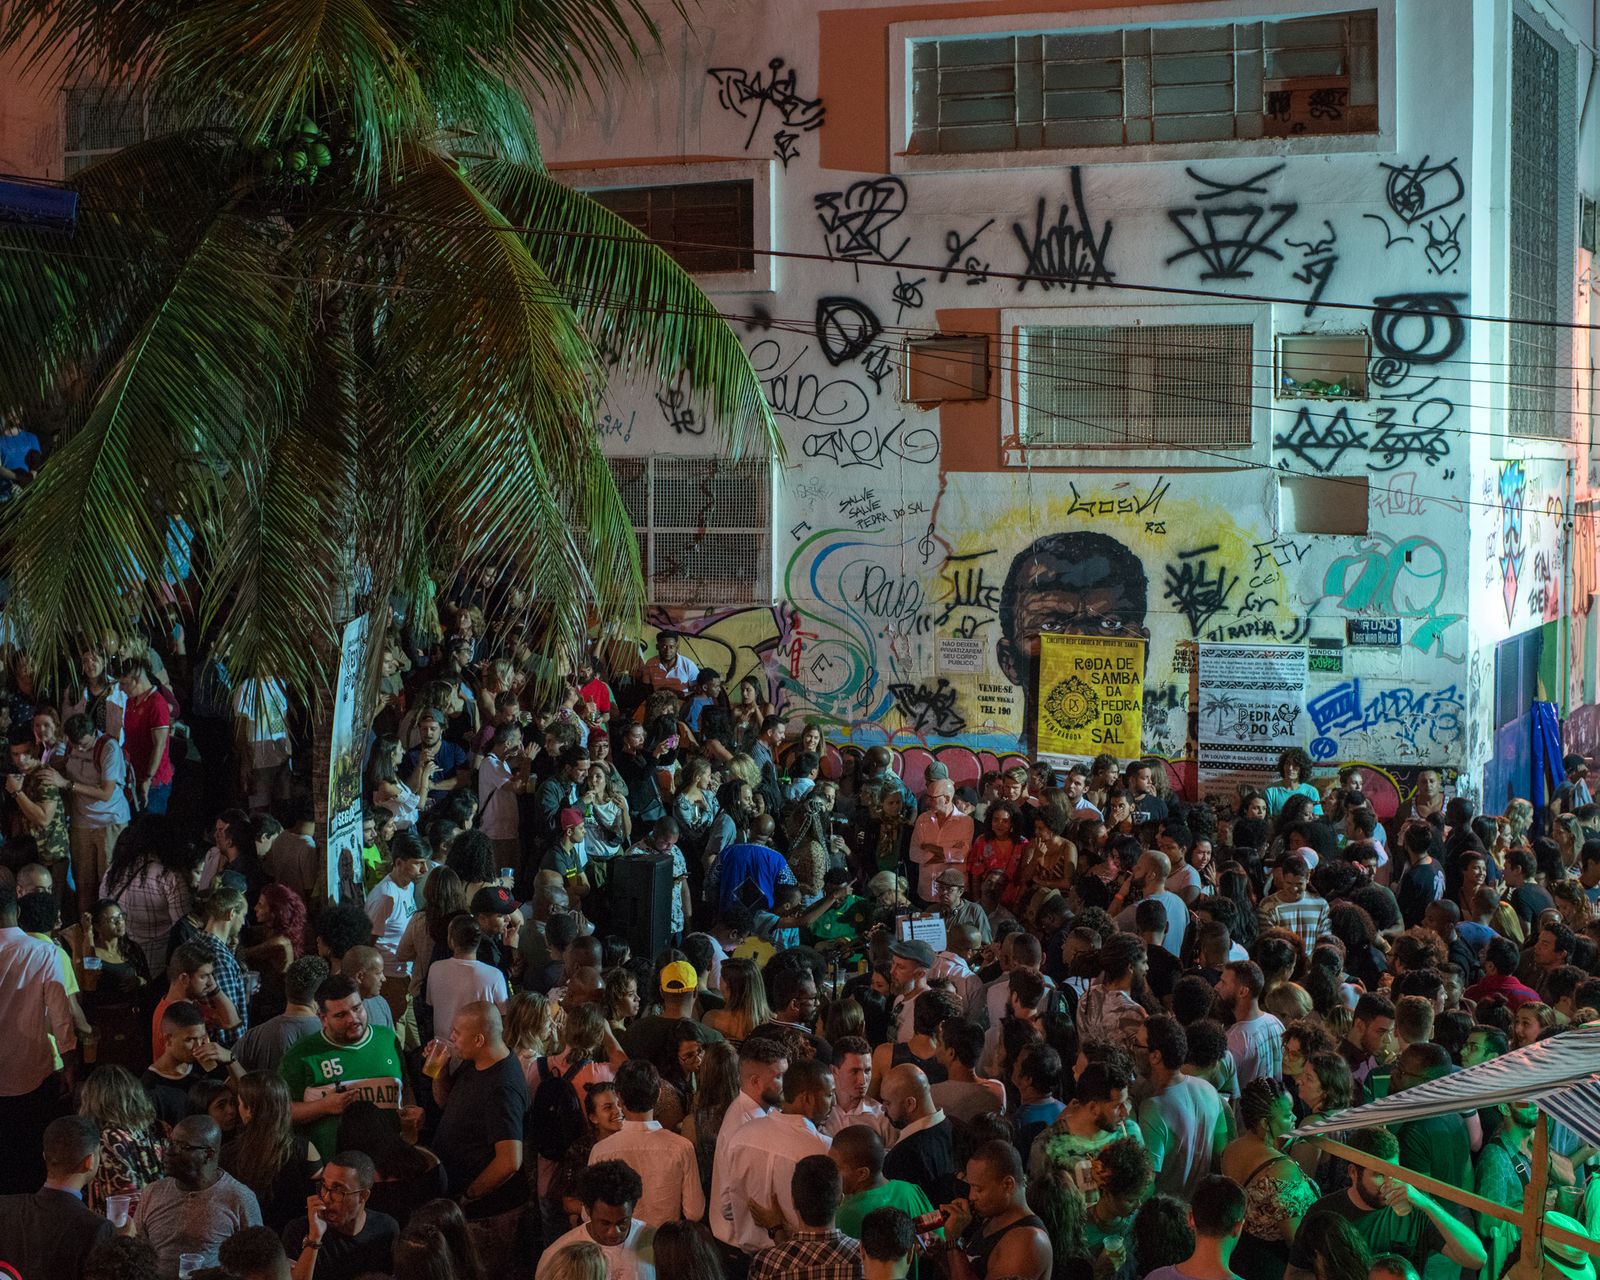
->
[900, 335, 988, 405]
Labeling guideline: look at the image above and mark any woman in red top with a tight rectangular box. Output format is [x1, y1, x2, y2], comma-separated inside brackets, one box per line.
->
[967, 800, 1030, 907]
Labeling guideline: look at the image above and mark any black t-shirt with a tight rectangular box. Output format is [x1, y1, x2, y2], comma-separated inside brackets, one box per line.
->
[141, 1063, 230, 1130]
[1130, 793, 1168, 825]
[1395, 858, 1444, 928]
[283, 1211, 400, 1280]
[1286, 1190, 1441, 1271]
[432, 1052, 530, 1218]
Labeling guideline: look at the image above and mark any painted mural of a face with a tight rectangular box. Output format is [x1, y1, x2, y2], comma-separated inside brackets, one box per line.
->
[996, 531, 1150, 748]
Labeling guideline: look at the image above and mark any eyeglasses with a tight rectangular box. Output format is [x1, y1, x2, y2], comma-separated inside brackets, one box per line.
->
[316, 1180, 363, 1199]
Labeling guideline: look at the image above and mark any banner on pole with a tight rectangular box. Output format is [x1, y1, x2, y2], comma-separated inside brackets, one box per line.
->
[1035, 633, 1146, 760]
[327, 613, 371, 901]
[1197, 643, 1308, 789]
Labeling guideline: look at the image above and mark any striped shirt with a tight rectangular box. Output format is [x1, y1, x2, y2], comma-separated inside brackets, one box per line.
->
[1257, 890, 1331, 955]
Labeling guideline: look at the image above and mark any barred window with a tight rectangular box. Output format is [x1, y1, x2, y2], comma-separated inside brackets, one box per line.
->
[1017, 323, 1255, 449]
[611, 456, 771, 606]
[908, 10, 1378, 155]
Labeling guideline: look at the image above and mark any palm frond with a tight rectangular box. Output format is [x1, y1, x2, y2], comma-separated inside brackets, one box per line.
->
[0, 209, 304, 667]
[477, 159, 778, 460]
[0, 131, 240, 413]
[200, 310, 354, 700]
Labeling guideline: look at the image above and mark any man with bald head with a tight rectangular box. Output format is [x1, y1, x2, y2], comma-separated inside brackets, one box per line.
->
[1111, 850, 1189, 959]
[430, 1000, 529, 1261]
[132, 1114, 261, 1274]
[832, 1123, 936, 1242]
[881, 1063, 959, 1205]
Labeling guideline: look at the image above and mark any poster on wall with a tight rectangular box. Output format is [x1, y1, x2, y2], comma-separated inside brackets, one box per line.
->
[1035, 633, 1146, 761]
[1197, 644, 1308, 792]
[326, 613, 371, 901]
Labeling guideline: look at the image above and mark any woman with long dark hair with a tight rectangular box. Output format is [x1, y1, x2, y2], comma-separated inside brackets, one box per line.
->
[1217, 861, 1260, 949]
[651, 1221, 725, 1280]
[98, 817, 202, 973]
[220, 1072, 321, 1232]
[399, 1200, 484, 1280]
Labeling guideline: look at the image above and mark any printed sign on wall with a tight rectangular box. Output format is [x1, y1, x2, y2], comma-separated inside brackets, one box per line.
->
[1197, 644, 1309, 790]
[1035, 633, 1146, 760]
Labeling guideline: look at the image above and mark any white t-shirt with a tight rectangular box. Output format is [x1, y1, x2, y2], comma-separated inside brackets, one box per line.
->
[535, 1219, 655, 1280]
[426, 956, 509, 1040]
[364, 878, 417, 977]
[1226, 1011, 1285, 1086]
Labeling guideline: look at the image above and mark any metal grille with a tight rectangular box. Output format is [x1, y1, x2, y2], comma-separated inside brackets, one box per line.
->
[608, 455, 771, 606]
[61, 84, 179, 175]
[1018, 323, 1255, 448]
[909, 10, 1376, 154]
[590, 181, 755, 274]
[1508, 12, 1573, 439]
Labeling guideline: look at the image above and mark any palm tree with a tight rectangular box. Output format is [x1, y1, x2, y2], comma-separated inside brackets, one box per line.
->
[0, 0, 776, 706]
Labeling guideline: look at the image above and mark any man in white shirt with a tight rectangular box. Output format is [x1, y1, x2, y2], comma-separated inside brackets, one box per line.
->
[590, 1058, 704, 1227]
[426, 916, 509, 1044]
[365, 833, 426, 987]
[535, 1159, 656, 1280]
[909, 779, 972, 903]
[1218, 960, 1284, 1086]
[640, 632, 699, 696]
[709, 1035, 789, 1238]
[0, 882, 79, 1193]
[887, 939, 935, 1044]
[825, 1035, 894, 1146]
[718, 1058, 836, 1252]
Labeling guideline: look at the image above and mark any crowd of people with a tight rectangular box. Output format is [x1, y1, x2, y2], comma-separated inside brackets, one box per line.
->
[3, 610, 1600, 1280]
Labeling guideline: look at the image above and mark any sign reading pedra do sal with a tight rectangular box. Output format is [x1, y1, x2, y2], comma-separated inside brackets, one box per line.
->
[1034, 633, 1147, 760]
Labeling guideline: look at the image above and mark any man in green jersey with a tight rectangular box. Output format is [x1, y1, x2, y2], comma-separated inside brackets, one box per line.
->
[833, 1124, 940, 1242]
[279, 974, 405, 1158]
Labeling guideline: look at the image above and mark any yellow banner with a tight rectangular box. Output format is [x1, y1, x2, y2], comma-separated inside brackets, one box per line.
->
[1035, 633, 1146, 758]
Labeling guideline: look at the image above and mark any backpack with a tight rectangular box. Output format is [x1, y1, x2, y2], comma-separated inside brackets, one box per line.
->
[528, 1056, 590, 1160]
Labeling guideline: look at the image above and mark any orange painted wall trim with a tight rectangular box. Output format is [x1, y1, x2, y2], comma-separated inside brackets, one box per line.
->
[934, 307, 1004, 473]
[819, 0, 1181, 173]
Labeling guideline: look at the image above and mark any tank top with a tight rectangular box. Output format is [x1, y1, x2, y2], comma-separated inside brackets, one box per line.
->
[891, 1040, 949, 1084]
[966, 1212, 1046, 1278]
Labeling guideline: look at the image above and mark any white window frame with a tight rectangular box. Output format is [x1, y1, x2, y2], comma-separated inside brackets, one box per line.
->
[999, 301, 1271, 470]
[62, 82, 161, 175]
[556, 159, 775, 295]
[613, 454, 776, 607]
[887, 0, 1396, 175]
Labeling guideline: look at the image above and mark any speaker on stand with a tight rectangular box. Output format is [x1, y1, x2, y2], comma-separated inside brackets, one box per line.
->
[605, 853, 675, 959]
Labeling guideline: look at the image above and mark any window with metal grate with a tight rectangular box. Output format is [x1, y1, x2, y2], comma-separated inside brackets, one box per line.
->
[63, 84, 177, 175]
[1017, 322, 1255, 449]
[908, 10, 1377, 156]
[1507, 9, 1577, 440]
[609, 455, 772, 606]
[589, 181, 756, 275]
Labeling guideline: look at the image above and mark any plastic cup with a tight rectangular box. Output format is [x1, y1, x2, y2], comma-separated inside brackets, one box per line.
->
[81, 955, 102, 990]
[105, 1193, 132, 1227]
[178, 1254, 206, 1279]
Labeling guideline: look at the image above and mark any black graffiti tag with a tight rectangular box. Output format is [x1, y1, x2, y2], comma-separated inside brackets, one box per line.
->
[1274, 406, 1368, 472]
[1163, 545, 1239, 637]
[1285, 220, 1339, 316]
[814, 297, 882, 366]
[1167, 164, 1297, 280]
[1370, 293, 1466, 366]
[814, 177, 910, 277]
[1012, 168, 1114, 292]
[707, 58, 826, 150]
[1367, 401, 1454, 472]
[1380, 155, 1464, 227]
[940, 219, 995, 285]
[802, 418, 939, 470]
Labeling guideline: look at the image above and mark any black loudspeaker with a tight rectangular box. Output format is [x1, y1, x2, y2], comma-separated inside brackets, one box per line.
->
[605, 854, 675, 958]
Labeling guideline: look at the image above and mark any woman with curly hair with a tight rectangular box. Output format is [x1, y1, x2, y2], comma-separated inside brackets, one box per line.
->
[1266, 748, 1322, 819]
[1292, 1051, 1355, 1186]
[247, 883, 307, 973]
[78, 1065, 165, 1213]
[968, 800, 1029, 907]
